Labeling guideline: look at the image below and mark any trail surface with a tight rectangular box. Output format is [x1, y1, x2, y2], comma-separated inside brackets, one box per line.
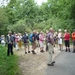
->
[14, 45, 60, 75]
[45, 50, 75, 75]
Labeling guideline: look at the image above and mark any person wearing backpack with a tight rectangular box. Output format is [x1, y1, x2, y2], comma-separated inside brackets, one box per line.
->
[29, 30, 36, 54]
[22, 32, 30, 54]
[36, 32, 39, 47]
[47, 28, 55, 66]
[45, 30, 49, 51]
[72, 29, 75, 53]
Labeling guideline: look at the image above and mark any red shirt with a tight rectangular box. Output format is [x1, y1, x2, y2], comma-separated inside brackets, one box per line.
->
[64, 33, 70, 40]
[72, 32, 75, 40]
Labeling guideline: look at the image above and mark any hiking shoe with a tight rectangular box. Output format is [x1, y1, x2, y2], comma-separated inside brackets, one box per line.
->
[69, 49, 70, 52]
[47, 63, 54, 66]
[40, 50, 44, 53]
[73, 49, 75, 53]
[73, 51, 75, 53]
[28, 51, 30, 53]
[46, 49, 48, 52]
[52, 61, 55, 63]
[65, 49, 67, 52]
[25, 52, 27, 54]
[32, 50, 36, 54]
[53, 51, 54, 53]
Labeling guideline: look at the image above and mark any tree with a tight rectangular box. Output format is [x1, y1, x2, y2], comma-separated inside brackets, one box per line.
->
[0, 8, 8, 35]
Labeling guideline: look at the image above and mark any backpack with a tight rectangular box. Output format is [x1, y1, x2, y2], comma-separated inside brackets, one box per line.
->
[36, 34, 39, 40]
[29, 34, 34, 42]
[23, 35, 28, 43]
[47, 33, 52, 43]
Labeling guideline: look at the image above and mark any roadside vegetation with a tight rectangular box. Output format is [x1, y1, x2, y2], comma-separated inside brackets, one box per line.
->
[0, 45, 21, 75]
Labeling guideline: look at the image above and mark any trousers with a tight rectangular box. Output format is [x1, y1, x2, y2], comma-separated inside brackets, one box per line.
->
[48, 43, 54, 64]
[7, 43, 13, 56]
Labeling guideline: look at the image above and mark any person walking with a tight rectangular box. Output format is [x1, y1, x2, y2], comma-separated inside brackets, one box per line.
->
[47, 28, 55, 66]
[22, 32, 30, 54]
[64, 30, 70, 52]
[29, 30, 36, 54]
[39, 31, 45, 53]
[45, 30, 49, 51]
[6, 31, 14, 56]
[36, 32, 39, 47]
[72, 29, 75, 53]
[18, 33, 22, 49]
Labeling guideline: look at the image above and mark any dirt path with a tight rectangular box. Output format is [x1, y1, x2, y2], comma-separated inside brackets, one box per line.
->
[14, 45, 61, 75]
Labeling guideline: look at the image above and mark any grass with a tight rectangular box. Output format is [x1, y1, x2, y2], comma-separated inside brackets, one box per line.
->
[0, 45, 21, 75]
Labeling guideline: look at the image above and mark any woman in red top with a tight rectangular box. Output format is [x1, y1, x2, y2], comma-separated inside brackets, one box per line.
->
[64, 30, 70, 52]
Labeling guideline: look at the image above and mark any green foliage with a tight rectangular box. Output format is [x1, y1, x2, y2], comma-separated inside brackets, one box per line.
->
[7, 19, 26, 33]
[0, 0, 75, 34]
[0, 45, 21, 75]
[0, 8, 8, 35]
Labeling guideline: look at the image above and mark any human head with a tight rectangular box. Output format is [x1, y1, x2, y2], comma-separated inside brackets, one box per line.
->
[37, 32, 39, 34]
[15, 34, 18, 36]
[49, 28, 54, 33]
[40, 31, 43, 34]
[64, 29, 67, 33]
[58, 29, 61, 32]
[24, 32, 26, 35]
[8, 31, 12, 35]
[33, 30, 36, 34]
[46, 30, 49, 34]
[18, 33, 21, 36]
[1, 35, 5, 38]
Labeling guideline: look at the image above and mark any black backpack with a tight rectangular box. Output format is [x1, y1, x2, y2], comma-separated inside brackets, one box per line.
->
[23, 35, 28, 43]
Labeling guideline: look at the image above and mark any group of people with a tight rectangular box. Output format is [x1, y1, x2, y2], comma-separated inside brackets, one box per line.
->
[0, 28, 75, 66]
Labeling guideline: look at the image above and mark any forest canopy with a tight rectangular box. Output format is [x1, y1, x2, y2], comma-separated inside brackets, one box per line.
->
[0, 0, 75, 35]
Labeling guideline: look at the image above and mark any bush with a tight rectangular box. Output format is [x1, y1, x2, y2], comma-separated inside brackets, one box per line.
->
[0, 45, 21, 75]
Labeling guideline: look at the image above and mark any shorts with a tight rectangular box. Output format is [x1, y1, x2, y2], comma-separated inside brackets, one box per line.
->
[24, 42, 29, 47]
[31, 41, 36, 47]
[64, 40, 70, 47]
[58, 38, 62, 44]
[39, 41, 44, 48]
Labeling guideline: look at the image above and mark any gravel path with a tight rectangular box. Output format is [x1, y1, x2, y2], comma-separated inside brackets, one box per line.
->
[14, 45, 61, 75]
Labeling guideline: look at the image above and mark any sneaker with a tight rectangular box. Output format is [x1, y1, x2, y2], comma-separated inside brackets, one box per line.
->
[65, 49, 67, 52]
[25, 52, 27, 54]
[53, 51, 54, 53]
[40, 50, 44, 53]
[65, 50, 67, 52]
[73, 51, 75, 53]
[73, 49, 75, 53]
[47, 63, 54, 66]
[32, 50, 36, 54]
[69, 49, 70, 52]
[28, 51, 30, 53]
[46, 49, 48, 52]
